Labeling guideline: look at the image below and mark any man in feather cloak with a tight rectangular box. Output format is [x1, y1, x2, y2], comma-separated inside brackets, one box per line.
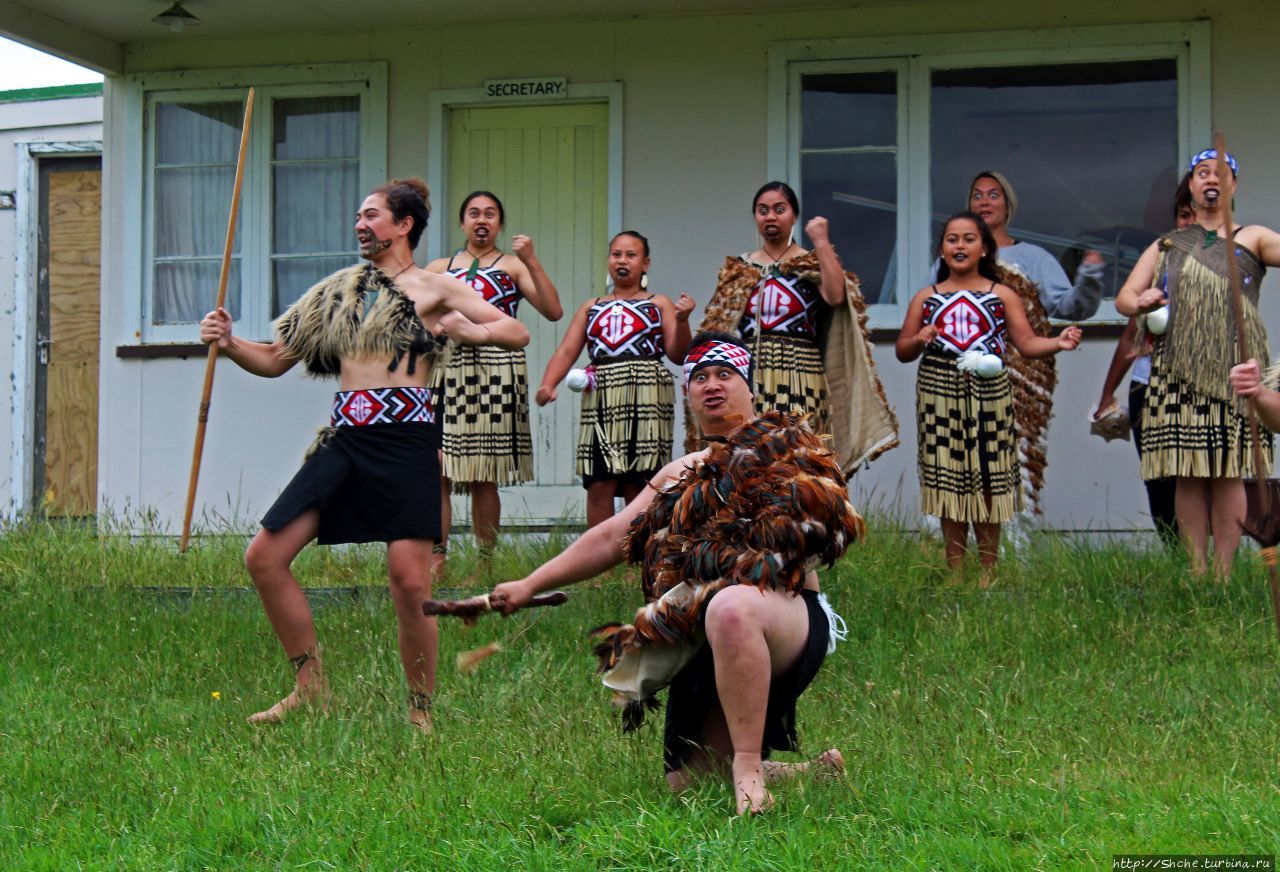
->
[491, 332, 864, 815]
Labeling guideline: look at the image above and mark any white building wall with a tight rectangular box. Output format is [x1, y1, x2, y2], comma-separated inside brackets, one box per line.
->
[94, 1, 1280, 532]
[0, 93, 100, 516]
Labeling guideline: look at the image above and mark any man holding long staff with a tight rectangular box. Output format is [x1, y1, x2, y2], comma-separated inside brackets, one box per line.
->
[491, 332, 859, 815]
[200, 178, 528, 731]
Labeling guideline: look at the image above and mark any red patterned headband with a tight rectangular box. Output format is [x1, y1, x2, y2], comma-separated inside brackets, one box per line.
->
[683, 340, 752, 386]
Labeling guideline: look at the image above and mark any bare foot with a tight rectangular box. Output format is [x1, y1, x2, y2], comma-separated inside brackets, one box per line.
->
[977, 567, 996, 589]
[763, 747, 846, 783]
[816, 748, 844, 776]
[732, 757, 775, 816]
[247, 679, 330, 725]
[408, 705, 433, 735]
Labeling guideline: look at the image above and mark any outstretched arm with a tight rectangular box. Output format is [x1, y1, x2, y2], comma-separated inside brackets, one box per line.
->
[1094, 318, 1139, 417]
[536, 300, 592, 405]
[200, 307, 298, 378]
[1032, 246, 1105, 321]
[1253, 226, 1280, 269]
[999, 286, 1082, 358]
[490, 454, 698, 613]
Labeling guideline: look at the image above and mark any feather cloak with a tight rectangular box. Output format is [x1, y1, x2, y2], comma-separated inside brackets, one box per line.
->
[590, 412, 865, 729]
[997, 261, 1056, 515]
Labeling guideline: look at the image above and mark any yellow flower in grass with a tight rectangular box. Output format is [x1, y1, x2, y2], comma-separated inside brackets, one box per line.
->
[211, 691, 221, 700]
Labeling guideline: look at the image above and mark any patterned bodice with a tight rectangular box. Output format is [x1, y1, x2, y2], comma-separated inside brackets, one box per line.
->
[921, 286, 1007, 357]
[446, 253, 521, 317]
[585, 296, 665, 361]
[739, 268, 820, 337]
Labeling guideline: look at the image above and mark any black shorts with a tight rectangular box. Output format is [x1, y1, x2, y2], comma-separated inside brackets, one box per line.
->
[662, 588, 830, 773]
[261, 421, 441, 545]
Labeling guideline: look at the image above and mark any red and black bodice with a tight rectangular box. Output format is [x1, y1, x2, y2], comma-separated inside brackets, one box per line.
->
[446, 252, 521, 318]
[585, 297, 665, 361]
[921, 286, 1007, 357]
[739, 269, 820, 338]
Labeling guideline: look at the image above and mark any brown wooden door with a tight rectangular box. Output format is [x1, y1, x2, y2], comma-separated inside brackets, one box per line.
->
[35, 158, 101, 516]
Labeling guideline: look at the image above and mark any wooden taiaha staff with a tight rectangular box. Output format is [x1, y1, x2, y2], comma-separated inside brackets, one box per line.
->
[423, 591, 569, 625]
[179, 88, 256, 552]
[1215, 132, 1280, 641]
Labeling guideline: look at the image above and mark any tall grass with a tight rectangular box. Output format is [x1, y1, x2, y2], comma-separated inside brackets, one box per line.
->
[2, 515, 1278, 869]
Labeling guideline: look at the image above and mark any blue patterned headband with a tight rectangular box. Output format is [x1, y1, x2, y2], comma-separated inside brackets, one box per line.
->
[1189, 148, 1239, 177]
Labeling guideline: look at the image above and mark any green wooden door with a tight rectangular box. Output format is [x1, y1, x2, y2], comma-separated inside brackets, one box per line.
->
[446, 102, 609, 523]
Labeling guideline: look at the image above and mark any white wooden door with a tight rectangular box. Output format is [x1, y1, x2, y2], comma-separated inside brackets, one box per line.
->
[446, 102, 609, 524]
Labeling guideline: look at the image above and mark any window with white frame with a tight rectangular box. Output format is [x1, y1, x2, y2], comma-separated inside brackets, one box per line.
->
[138, 67, 384, 342]
[774, 25, 1207, 327]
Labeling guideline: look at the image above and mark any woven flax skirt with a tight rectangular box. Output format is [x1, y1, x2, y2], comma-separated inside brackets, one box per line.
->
[436, 343, 534, 490]
[576, 357, 674, 486]
[1140, 356, 1271, 480]
[916, 353, 1019, 523]
[749, 333, 829, 436]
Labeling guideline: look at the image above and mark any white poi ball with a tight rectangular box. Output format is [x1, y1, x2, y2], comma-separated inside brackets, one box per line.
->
[1146, 305, 1169, 335]
[974, 353, 1004, 378]
[566, 368, 591, 392]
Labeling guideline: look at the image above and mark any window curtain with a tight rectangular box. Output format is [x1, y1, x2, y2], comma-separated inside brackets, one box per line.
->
[152, 101, 243, 324]
[270, 96, 360, 316]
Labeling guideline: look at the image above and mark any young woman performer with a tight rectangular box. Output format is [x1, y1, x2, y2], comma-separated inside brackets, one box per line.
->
[695, 181, 897, 471]
[1092, 176, 1195, 547]
[898, 212, 1081, 580]
[199, 178, 529, 731]
[1118, 149, 1280, 578]
[426, 191, 562, 555]
[938, 171, 1105, 518]
[536, 231, 693, 527]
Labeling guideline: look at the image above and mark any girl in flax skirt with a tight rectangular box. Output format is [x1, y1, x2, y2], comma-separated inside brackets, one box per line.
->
[536, 231, 694, 527]
[897, 212, 1081, 582]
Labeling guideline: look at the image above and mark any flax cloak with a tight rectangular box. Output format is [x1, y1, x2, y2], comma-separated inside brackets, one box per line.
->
[687, 252, 898, 474]
[274, 263, 446, 377]
[1139, 225, 1270, 479]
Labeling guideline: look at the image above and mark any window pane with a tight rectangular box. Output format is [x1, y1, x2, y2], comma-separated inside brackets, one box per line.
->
[273, 96, 360, 160]
[273, 256, 357, 315]
[271, 95, 361, 317]
[801, 152, 898, 305]
[155, 101, 242, 165]
[154, 166, 239, 257]
[153, 259, 241, 325]
[930, 61, 1178, 299]
[801, 72, 896, 149]
[152, 99, 244, 327]
[272, 162, 360, 255]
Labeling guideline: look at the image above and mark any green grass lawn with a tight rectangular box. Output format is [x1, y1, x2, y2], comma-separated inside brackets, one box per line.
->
[2, 520, 1279, 870]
